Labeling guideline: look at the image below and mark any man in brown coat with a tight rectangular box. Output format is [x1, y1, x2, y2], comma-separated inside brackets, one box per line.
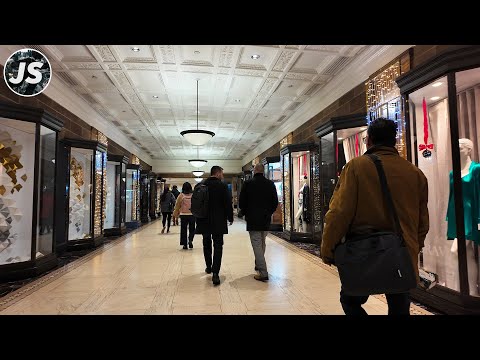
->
[321, 118, 429, 315]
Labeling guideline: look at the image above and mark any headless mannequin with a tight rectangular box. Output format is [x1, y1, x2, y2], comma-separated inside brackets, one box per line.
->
[450, 138, 479, 295]
[295, 177, 308, 231]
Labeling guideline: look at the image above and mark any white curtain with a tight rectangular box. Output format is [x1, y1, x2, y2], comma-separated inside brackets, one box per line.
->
[343, 130, 367, 163]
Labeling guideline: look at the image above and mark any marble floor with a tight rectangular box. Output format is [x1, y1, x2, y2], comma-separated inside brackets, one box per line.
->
[0, 220, 431, 315]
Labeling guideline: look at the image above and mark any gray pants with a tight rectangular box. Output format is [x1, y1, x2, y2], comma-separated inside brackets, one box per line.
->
[249, 231, 268, 277]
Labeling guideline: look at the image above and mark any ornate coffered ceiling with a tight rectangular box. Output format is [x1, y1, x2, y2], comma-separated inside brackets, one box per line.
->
[31, 45, 368, 160]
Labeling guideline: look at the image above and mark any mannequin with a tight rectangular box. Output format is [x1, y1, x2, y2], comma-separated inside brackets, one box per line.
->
[295, 176, 309, 231]
[446, 138, 480, 295]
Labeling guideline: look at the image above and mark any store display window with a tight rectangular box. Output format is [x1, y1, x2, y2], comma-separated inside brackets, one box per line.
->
[396, 45, 480, 314]
[64, 139, 107, 249]
[104, 155, 127, 237]
[262, 156, 283, 231]
[0, 102, 63, 280]
[140, 170, 150, 223]
[126, 164, 141, 229]
[315, 113, 368, 236]
[149, 172, 157, 220]
[280, 143, 320, 242]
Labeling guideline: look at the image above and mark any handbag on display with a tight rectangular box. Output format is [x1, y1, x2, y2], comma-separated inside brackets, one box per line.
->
[334, 154, 417, 296]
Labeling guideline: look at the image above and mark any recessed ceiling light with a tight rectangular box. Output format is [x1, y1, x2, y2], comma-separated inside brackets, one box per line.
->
[122, 110, 126, 113]
[153, 95, 159, 98]
[234, 99, 241, 103]
[91, 75, 97, 79]
[194, 50, 200, 54]
[430, 96, 441, 101]
[131, 47, 140, 52]
[432, 82, 443, 87]
[251, 54, 260, 60]
[288, 84, 293, 88]
[338, 137, 343, 140]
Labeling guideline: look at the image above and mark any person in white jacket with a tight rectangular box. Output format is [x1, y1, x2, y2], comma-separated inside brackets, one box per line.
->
[173, 182, 196, 249]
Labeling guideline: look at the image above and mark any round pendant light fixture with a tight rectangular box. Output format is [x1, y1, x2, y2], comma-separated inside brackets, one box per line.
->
[180, 79, 215, 146]
[189, 147, 208, 168]
[192, 170, 205, 177]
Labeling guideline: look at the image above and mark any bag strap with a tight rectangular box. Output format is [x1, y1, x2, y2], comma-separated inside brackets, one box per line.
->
[366, 154, 403, 238]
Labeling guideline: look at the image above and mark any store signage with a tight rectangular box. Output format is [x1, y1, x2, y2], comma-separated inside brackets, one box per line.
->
[3, 48, 52, 97]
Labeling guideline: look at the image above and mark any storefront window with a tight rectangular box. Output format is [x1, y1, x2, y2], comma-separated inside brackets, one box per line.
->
[68, 147, 93, 241]
[408, 75, 456, 291]
[283, 154, 290, 231]
[336, 126, 368, 176]
[126, 167, 139, 223]
[455, 67, 480, 297]
[0, 119, 35, 265]
[105, 160, 119, 229]
[320, 132, 335, 229]
[36, 125, 56, 258]
[291, 151, 311, 234]
[265, 159, 283, 229]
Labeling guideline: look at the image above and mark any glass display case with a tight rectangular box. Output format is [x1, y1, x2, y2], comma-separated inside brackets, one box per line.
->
[149, 172, 157, 220]
[63, 139, 107, 250]
[280, 143, 320, 243]
[140, 170, 150, 223]
[396, 45, 480, 314]
[0, 102, 63, 281]
[104, 155, 128, 237]
[125, 164, 141, 229]
[315, 113, 368, 237]
[262, 156, 283, 231]
[156, 178, 164, 217]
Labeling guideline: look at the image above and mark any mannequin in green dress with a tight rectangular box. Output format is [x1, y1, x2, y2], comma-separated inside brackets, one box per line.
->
[447, 138, 479, 295]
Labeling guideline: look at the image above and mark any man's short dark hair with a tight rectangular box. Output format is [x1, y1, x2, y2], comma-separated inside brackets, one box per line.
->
[172, 185, 177, 189]
[211, 166, 224, 176]
[367, 118, 397, 147]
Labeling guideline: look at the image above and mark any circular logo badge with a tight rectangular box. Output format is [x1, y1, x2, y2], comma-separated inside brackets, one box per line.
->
[3, 48, 52, 97]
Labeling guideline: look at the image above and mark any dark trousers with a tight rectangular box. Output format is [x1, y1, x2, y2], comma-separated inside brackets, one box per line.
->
[340, 290, 411, 315]
[202, 233, 224, 274]
[162, 212, 172, 230]
[180, 215, 195, 245]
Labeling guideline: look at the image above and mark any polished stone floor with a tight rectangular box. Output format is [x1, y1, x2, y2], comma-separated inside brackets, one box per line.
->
[0, 220, 431, 315]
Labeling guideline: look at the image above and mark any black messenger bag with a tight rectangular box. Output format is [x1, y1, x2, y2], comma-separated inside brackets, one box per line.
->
[333, 154, 417, 296]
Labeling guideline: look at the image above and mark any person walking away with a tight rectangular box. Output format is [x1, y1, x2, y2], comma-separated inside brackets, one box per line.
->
[320, 118, 429, 315]
[171, 185, 181, 226]
[160, 186, 176, 234]
[194, 166, 233, 286]
[173, 182, 195, 250]
[239, 163, 278, 282]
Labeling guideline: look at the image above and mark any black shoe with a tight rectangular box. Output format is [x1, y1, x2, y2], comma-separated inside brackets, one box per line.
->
[212, 273, 220, 286]
[205, 267, 212, 274]
[189, 242, 193, 249]
[183, 245, 188, 249]
[254, 274, 269, 282]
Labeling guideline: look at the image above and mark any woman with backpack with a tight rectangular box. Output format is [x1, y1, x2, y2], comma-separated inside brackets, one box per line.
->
[173, 182, 196, 249]
[160, 186, 176, 234]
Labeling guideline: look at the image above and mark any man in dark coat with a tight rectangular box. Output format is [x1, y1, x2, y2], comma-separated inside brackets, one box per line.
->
[195, 166, 234, 286]
[239, 163, 278, 281]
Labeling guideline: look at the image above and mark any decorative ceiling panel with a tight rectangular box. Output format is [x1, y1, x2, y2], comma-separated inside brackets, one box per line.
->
[45, 44, 369, 160]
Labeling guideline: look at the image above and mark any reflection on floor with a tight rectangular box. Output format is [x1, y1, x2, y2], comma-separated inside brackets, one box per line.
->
[0, 220, 432, 315]
[0, 227, 141, 299]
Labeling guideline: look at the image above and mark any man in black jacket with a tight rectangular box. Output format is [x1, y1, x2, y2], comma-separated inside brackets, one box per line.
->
[195, 166, 234, 286]
[239, 163, 278, 281]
